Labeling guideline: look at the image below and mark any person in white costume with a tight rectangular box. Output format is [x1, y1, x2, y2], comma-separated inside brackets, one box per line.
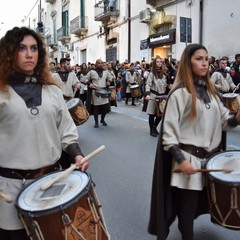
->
[0, 27, 88, 240]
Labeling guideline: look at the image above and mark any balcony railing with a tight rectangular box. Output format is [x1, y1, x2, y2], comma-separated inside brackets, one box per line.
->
[57, 26, 70, 43]
[46, 34, 58, 50]
[95, 0, 119, 23]
[70, 16, 88, 36]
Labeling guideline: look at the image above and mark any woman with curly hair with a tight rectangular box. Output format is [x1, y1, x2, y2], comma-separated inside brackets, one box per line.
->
[0, 27, 88, 240]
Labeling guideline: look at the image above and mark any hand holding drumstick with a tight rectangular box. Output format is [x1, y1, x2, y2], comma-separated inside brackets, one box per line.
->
[0, 192, 13, 203]
[40, 145, 106, 191]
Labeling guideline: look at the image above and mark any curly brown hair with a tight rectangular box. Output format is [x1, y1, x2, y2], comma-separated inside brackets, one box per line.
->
[0, 27, 57, 92]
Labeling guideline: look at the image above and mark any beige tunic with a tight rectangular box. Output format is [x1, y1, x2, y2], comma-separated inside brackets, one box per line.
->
[125, 70, 138, 93]
[82, 69, 111, 106]
[146, 72, 167, 115]
[162, 88, 232, 190]
[52, 71, 80, 98]
[211, 71, 236, 92]
[0, 85, 80, 229]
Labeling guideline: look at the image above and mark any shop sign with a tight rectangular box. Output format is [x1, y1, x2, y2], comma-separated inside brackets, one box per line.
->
[148, 29, 176, 48]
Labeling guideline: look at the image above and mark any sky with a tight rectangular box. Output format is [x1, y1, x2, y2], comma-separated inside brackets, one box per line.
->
[0, 0, 39, 37]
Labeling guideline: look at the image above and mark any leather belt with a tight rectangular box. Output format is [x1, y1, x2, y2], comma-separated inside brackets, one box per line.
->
[0, 161, 60, 180]
[179, 143, 221, 159]
[150, 89, 166, 96]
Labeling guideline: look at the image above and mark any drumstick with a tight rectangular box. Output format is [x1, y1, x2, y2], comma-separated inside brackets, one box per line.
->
[0, 191, 13, 203]
[40, 145, 106, 191]
[232, 83, 240, 93]
[172, 168, 233, 173]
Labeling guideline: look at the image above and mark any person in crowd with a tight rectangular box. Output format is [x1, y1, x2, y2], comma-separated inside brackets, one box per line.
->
[125, 63, 139, 106]
[0, 26, 89, 240]
[208, 56, 216, 76]
[211, 57, 238, 93]
[52, 58, 81, 101]
[230, 53, 240, 93]
[82, 59, 112, 128]
[76, 62, 89, 104]
[148, 43, 240, 240]
[145, 57, 169, 137]
[107, 62, 117, 107]
[116, 71, 122, 101]
[48, 61, 56, 73]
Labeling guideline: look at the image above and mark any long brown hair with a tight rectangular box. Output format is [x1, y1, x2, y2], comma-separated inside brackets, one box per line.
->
[172, 43, 216, 120]
[0, 27, 58, 92]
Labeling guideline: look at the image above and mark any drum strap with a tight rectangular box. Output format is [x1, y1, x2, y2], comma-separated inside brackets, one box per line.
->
[0, 161, 60, 180]
[179, 143, 221, 159]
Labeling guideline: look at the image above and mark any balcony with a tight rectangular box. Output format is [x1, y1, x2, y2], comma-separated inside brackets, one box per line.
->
[95, 0, 120, 24]
[46, 34, 58, 50]
[70, 16, 88, 37]
[57, 26, 70, 44]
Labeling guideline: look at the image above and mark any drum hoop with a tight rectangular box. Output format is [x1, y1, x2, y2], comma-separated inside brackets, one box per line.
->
[66, 98, 81, 109]
[16, 171, 91, 216]
[222, 93, 238, 98]
[206, 150, 240, 183]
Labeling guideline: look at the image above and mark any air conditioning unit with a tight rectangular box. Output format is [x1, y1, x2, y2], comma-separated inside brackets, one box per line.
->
[139, 8, 151, 23]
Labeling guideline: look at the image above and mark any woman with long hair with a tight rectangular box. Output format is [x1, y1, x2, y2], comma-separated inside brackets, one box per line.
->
[148, 44, 240, 240]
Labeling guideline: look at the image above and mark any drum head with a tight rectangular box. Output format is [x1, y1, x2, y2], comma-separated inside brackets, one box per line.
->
[130, 84, 139, 89]
[222, 93, 239, 99]
[66, 98, 81, 109]
[206, 151, 240, 182]
[17, 171, 90, 213]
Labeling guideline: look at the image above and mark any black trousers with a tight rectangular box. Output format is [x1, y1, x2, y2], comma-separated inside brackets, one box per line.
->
[93, 104, 109, 123]
[0, 228, 29, 240]
[170, 187, 200, 240]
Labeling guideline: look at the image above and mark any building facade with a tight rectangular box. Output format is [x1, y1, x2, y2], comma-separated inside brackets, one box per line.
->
[25, 0, 240, 65]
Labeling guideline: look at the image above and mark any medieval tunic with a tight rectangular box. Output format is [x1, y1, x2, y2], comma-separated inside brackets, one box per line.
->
[211, 71, 236, 92]
[82, 69, 111, 106]
[125, 70, 138, 94]
[0, 83, 80, 229]
[146, 72, 168, 115]
[162, 87, 232, 190]
[148, 85, 236, 239]
[52, 71, 80, 98]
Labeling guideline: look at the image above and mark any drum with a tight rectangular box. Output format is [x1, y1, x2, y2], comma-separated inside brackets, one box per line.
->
[109, 86, 116, 101]
[66, 98, 89, 125]
[130, 85, 141, 98]
[155, 95, 167, 117]
[95, 88, 112, 98]
[16, 171, 110, 240]
[205, 150, 240, 230]
[222, 93, 240, 113]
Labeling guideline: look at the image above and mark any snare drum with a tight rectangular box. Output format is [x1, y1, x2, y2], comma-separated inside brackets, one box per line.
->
[66, 98, 89, 125]
[222, 93, 240, 113]
[95, 88, 112, 98]
[130, 85, 141, 98]
[206, 150, 240, 230]
[155, 95, 167, 117]
[16, 171, 110, 240]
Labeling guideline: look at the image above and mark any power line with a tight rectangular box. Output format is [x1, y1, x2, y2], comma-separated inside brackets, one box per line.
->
[22, 0, 39, 24]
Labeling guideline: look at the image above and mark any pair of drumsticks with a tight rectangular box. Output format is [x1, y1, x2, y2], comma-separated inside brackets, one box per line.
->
[0, 145, 106, 204]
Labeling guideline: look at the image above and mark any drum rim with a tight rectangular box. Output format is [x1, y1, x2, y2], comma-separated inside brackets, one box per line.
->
[222, 93, 239, 98]
[66, 98, 81, 109]
[206, 150, 240, 183]
[16, 171, 92, 216]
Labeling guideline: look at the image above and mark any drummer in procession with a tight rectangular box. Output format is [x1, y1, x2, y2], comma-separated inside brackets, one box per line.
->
[52, 57, 81, 101]
[144, 56, 170, 137]
[211, 57, 238, 93]
[125, 62, 139, 106]
[82, 59, 112, 128]
[148, 43, 240, 240]
[0, 26, 88, 240]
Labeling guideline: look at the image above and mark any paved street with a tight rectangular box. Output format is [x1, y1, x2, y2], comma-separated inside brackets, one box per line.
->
[77, 101, 240, 240]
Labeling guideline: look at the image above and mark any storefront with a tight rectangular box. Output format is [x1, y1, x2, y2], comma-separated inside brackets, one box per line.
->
[148, 29, 176, 60]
